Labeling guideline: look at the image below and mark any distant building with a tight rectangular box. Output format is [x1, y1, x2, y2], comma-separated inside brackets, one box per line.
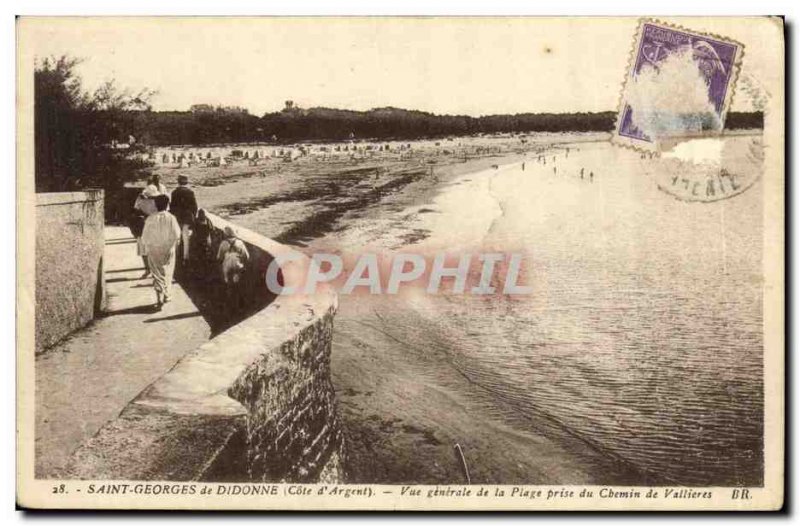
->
[281, 100, 303, 115]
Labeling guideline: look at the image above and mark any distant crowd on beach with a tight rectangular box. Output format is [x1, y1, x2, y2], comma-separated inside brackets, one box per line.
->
[526, 145, 597, 182]
[143, 142, 422, 168]
[128, 174, 251, 310]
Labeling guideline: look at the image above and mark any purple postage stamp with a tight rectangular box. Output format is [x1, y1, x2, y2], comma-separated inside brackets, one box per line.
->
[612, 20, 743, 152]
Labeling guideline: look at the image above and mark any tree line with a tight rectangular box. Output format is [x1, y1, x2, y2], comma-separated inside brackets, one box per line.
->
[35, 55, 764, 197]
[129, 105, 763, 146]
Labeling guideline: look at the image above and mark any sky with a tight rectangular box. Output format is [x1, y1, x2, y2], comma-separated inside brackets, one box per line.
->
[19, 17, 774, 116]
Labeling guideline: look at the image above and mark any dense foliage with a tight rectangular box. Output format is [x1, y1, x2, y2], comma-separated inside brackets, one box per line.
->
[131, 105, 764, 146]
[35, 56, 155, 192]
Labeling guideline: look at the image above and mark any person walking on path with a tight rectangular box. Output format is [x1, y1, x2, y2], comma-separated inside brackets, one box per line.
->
[128, 204, 149, 278]
[146, 174, 167, 197]
[142, 195, 181, 309]
[190, 209, 214, 278]
[132, 176, 166, 277]
[135, 174, 168, 218]
[217, 226, 250, 286]
[216, 226, 251, 317]
[170, 174, 199, 266]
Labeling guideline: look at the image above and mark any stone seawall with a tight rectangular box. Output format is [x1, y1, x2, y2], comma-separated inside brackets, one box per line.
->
[60, 214, 343, 482]
[35, 190, 106, 353]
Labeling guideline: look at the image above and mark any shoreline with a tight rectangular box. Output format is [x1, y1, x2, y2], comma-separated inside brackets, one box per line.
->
[319, 143, 651, 485]
[148, 133, 608, 247]
[150, 134, 657, 484]
[326, 133, 763, 486]
[331, 294, 651, 485]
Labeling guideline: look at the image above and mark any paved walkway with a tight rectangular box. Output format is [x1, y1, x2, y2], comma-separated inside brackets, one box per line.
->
[35, 226, 212, 478]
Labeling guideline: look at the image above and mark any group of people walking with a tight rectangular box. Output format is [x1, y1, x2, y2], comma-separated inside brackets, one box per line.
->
[129, 174, 250, 310]
[530, 147, 595, 183]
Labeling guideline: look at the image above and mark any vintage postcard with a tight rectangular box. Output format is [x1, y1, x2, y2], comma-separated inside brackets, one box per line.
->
[16, 16, 784, 511]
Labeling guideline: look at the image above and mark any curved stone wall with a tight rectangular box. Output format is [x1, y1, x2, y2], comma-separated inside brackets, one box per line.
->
[61, 213, 343, 482]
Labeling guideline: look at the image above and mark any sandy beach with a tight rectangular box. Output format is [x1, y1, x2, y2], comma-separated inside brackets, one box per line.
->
[149, 134, 603, 247]
[145, 133, 640, 484]
[144, 131, 763, 486]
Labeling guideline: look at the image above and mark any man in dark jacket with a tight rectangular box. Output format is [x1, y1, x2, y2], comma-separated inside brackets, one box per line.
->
[170, 174, 199, 265]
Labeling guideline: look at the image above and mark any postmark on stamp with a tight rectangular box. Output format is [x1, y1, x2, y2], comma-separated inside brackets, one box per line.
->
[653, 135, 764, 202]
[612, 19, 744, 153]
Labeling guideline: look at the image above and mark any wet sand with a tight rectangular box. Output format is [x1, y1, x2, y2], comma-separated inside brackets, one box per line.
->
[323, 133, 763, 486]
[315, 141, 651, 485]
[332, 296, 647, 485]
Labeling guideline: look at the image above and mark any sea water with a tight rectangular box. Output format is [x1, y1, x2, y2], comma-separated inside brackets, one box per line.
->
[322, 135, 764, 486]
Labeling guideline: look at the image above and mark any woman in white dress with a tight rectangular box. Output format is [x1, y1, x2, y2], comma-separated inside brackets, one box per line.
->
[142, 195, 181, 308]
